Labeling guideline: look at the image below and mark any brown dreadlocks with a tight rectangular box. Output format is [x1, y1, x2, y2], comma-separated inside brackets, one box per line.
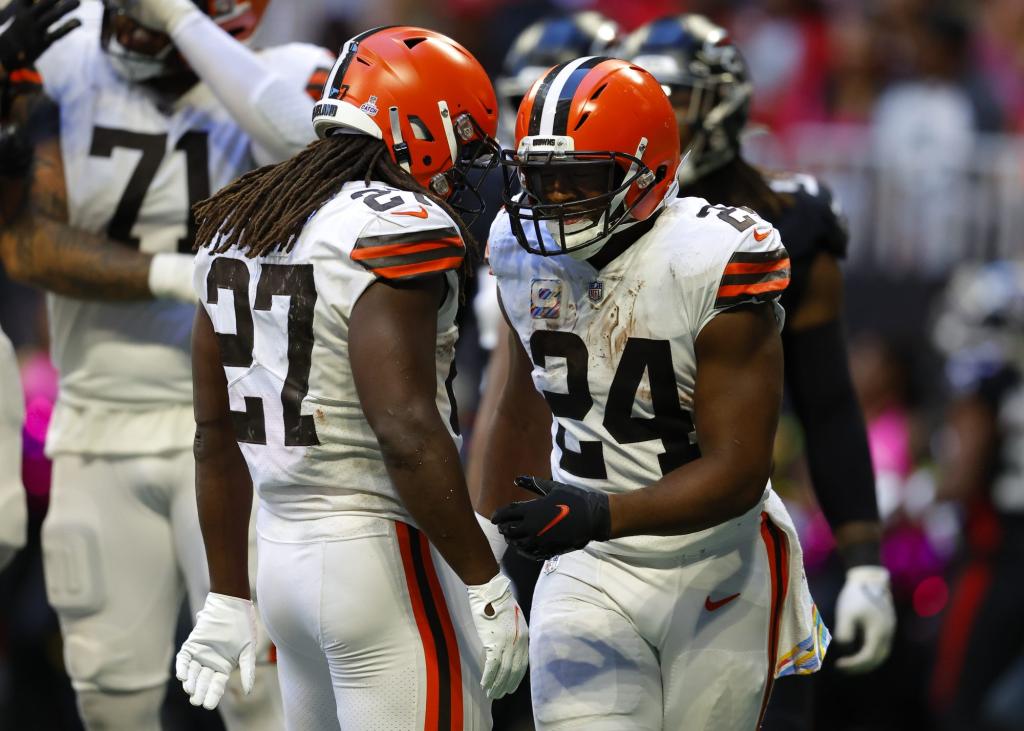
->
[193, 134, 479, 274]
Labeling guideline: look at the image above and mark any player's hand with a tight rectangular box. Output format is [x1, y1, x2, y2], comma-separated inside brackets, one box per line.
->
[833, 565, 896, 674]
[491, 476, 611, 561]
[0, 0, 80, 73]
[175, 593, 257, 710]
[465, 572, 529, 699]
[129, 0, 200, 35]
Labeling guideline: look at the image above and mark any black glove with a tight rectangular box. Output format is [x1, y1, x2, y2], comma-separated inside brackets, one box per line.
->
[0, 0, 81, 73]
[491, 476, 612, 561]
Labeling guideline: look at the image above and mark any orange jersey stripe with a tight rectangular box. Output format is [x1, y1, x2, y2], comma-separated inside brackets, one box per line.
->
[9, 69, 43, 85]
[396, 523, 441, 731]
[758, 514, 791, 728]
[717, 277, 790, 299]
[723, 257, 791, 276]
[350, 237, 464, 262]
[373, 256, 465, 280]
[416, 531, 464, 731]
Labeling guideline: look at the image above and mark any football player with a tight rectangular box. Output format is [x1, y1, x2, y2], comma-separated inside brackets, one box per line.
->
[619, 13, 897, 723]
[481, 57, 828, 729]
[177, 26, 528, 730]
[930, 262, 1024, 731]
[0, 0, 81, 574]
[0, 1, 334, 728]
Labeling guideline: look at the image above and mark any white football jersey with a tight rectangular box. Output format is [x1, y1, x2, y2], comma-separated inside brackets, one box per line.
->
[34, 2, 334, 456]
[195, 181, 464, 526]
[488, 197, 789, 557]
[0, 326, 27, 552]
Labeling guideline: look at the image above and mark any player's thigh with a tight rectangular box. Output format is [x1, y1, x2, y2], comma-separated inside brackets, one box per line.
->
[528, 552, 662, 731]
[42, 454, 181, 691]
[272, 641, 340, 731]
[319, 520, 488, 730]
[660, 535, 775, 730]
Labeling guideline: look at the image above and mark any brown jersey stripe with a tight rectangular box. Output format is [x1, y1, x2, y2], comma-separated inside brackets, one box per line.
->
[724, 257, 791, 276]
[728, 249, 789, 264]
[355, 226, 461, 249]
[351, 237, 464, 262]
[720, 269, 791, 287]
[717, 277, 790, 300]
[354, 243, 465, 273]
[373, 256, 465, 280]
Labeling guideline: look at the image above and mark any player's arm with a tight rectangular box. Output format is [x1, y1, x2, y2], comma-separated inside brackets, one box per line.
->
[351, 274, 529, 700]
[131, 0, 322, 163]
[0, 98, 194, 302]
[350, 274, 499, 585]
[784, 251, 895, 674]
[783, 252, 881, 562]
[176, 306, 259, 711]
[191, 306, 252, 599]
[474, 297, 553, 518]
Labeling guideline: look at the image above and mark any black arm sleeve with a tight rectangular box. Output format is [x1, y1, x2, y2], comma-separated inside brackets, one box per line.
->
[783, 317, 880, 529]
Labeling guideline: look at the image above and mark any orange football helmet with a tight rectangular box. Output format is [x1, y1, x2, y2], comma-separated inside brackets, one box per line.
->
[501, 56, 680, 257]
[312, 26, 500, 214]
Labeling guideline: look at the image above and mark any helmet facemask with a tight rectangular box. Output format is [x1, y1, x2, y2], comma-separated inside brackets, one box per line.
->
[101, 2, 185, 82]
[500, 135, 658, 258]
[429, 110, 501, 225]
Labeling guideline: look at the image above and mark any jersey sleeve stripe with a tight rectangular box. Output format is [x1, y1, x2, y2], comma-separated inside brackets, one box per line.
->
[9, 69, 43, 85]
[353, 241, 465, 273]
[728, 248, 789, 264]
[373, 256, 465, 280]
[720, 269, 791, 287]
[716, 277, 790, 301]
[350, 238, 464, 262]
[355, 225, 461, 249]
[724, 257, 791, 276]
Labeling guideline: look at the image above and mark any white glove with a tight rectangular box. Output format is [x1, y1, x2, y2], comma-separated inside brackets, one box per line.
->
[476, 512, 507, 562]
[148, 252, 198, 303]
[465, 573, 529, 699]
[129, 0, 199, 35]
[175, 593, 257, 710]
[834, 565, 896, 673]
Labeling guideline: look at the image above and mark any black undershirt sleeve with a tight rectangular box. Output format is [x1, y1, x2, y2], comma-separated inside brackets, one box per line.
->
[783, 317, 881, 533]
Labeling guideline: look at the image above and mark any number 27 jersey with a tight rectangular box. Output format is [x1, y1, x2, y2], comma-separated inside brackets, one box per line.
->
[488, 196, 790, 556]
[194, 181, 464, 525]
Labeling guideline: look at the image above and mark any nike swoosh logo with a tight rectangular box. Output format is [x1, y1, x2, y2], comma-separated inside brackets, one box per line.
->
[753, 227, 771, 242]
[391, 205, 428, 219]
[537, 504, 570, 536]
[704, 592, 741, 611]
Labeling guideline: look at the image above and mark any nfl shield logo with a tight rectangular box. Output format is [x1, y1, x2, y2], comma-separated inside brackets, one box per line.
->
[588, 280, 604, 303]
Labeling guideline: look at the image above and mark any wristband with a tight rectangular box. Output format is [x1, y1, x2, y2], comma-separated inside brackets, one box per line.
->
[148, 252, 198, 303]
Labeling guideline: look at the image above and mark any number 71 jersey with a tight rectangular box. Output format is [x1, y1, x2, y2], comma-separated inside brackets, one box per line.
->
[488, 196, 790, 557]
[194, 181, 464, 525]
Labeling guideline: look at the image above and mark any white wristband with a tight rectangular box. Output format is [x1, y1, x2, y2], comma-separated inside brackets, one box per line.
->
[148, 252, 198, 303]
[476, 512, 507, 563]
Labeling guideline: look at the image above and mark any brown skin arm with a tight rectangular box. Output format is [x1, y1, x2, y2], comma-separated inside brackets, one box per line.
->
[474, 298, 553, 518]
[787, 253, 882, 553]
[0, 96, 156, 300]
[937, 395, 996, 504]
[192, 306, 252, 599]
[608, 304, 783, 537]
[349, 275, 498, 587]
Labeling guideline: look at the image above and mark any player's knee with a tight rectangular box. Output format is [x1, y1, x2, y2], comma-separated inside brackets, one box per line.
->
[75, 686, 163, 731]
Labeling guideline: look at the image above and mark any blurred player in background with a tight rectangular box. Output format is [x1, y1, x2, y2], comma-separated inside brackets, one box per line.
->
[618, 14, 897, 727]
[0, 0, 335, 728]
[482, 56, 828, 729]
[930, 261, 1024, 731]
[0, 0, 81, 574]
[177, 26, 528, 730]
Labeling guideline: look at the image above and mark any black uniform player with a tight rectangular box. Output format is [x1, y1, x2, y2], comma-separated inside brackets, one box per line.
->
[620, 13, 896, 728]
[930, 262, 1024, 731]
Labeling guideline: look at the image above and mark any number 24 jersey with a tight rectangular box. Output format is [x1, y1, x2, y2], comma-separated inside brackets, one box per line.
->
[488, 196, 790, 557]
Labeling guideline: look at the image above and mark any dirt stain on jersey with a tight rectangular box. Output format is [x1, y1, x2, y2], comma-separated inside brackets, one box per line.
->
[314, 408, 326, 425]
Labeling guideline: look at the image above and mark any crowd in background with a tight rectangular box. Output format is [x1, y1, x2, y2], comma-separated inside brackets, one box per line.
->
[3, 0, 1024, 728]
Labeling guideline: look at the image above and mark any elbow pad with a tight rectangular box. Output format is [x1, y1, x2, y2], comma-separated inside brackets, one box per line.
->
[784, 319, 880, 528]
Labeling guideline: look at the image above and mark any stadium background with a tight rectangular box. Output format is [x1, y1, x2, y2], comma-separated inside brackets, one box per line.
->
[2, 0, 1023, 728]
